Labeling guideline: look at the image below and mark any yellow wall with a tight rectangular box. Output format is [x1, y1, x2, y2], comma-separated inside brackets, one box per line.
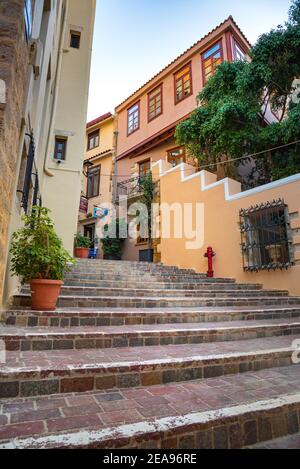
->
[153, 160, 300, 296]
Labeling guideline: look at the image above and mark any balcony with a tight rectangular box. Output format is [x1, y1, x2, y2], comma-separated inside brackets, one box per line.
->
[117, 176, 146, 200]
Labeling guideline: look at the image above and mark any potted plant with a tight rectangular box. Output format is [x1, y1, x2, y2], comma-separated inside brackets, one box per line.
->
[139, 171, 155, 262]
[101, 218, 126, 260]
[74, 234, 91, 258]
[10, 206, 74, 311]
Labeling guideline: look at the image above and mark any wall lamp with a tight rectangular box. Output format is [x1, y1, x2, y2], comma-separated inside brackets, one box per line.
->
[83, 160, 93, 177]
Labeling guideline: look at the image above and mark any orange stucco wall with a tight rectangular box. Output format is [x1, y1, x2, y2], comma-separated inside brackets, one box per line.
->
[153, 161, 300, 296]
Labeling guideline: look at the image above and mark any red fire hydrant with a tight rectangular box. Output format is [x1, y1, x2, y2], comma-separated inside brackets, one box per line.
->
[204, 247, 216, 278]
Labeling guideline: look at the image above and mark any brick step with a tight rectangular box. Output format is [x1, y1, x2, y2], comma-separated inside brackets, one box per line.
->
[69, 267, 200, 275]
[64, 280, 262, 290]
[21, 285, 288, 298]
[249, 432, 300, 449]
[13, 294, 300, 309]
[0, 365, 299, 448]
[65, 273, 236, 284]
[0, 335, 296, 398]
[1, 319, 300, 351]
[5, 306, 300, 328]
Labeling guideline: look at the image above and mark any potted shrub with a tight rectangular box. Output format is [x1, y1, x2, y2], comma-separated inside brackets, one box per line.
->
[74, 234, 91, 258]
[10, 206, 74, 311]
[101, 218, 126, 260]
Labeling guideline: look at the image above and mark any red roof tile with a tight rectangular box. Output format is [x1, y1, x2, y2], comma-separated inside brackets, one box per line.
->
[86, 112, 113, 129]
[115, 16, 251, 111]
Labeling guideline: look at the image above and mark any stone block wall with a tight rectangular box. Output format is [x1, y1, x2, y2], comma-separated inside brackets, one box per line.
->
[0, 0, 29, 306]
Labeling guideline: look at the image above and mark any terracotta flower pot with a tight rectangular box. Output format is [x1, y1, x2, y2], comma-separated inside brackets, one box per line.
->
[74, 247, 90, 258]
[30, 279, 63, 311]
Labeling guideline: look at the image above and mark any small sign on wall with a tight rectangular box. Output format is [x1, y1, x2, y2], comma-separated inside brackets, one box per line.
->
[93, 207, 109, 219]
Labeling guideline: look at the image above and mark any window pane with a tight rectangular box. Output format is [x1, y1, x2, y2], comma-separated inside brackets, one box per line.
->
[203, 43, 220, 59]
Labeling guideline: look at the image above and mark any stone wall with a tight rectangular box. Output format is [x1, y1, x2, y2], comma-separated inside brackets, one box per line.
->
[0, 1, 29, 306]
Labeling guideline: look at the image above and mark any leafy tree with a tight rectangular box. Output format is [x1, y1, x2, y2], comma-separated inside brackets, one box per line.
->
[176, 0, 300, 184]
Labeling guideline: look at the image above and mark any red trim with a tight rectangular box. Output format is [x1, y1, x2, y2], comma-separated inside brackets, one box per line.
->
[174, 62, 193, 105]
[148, 84, 163, 122]
[86, 112, 113, 129]
[225, 31, 233, 62]
[127, 101, 140, 136]
[201, 41, 224, 85]
[117, 113, 191, 161]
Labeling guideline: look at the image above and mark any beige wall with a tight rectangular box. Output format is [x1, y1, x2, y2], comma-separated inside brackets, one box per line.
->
[2, 0, 96, 308]
[153, 161, 300, 295]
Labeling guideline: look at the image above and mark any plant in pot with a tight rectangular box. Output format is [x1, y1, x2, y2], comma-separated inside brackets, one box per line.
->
[139, 171, 155, 262]
[74, 234, 91, 258]
[101, 218, 127, 260]
[9, 206, 74, 311]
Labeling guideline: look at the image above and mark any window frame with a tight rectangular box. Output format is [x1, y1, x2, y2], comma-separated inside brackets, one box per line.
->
[70, 30, 81, 49]
[86, 165, 101, 199]
[138, 159, 151, 178]
[54, 137, 67, 161]
[201, 41, 224, 84]
[174, 62, 193, 105]
[87, 129, 100, 151]
[232, 38, 247, 62]
[167, 146, 186, 167]
[148, 84, 163, 122]
[127, 101, 140, 136]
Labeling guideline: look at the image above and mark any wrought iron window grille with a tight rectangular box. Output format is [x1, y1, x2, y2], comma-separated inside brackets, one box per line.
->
[117, 176, 147, 199]
[17, 133, 42, 213]
[239, 199, 294, 272]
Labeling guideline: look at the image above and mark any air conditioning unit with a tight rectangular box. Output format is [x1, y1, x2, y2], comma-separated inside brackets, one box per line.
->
[29, 39, 43, 78]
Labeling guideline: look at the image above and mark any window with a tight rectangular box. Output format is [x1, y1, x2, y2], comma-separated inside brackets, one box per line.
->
[233, 39, 246, 62]
[24, 0, 33, 43]
[240, 199, 293, 272]
[87, 130, 100, 150]
[174, 64, 192, 104]
[87, 165, 100, 198]
[167, 147, 186, 167]
[54, 137, 67, 161]
[127, 102, 140, 135]
[70, 31, 81, 49]
[202, 42, 223, 83]
[148, 85, 163, 121]
[139, 159, 151, 178]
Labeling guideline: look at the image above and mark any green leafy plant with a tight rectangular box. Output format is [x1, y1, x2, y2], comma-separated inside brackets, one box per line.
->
[101, 218, 127, 258]
[140, 171, 155, 250]
[175, 0, 300, 185]
[10, 206, 74, 281]
[74, 234, 91, 248]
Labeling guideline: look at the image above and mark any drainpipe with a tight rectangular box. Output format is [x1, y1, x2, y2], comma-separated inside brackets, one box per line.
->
[43, 0, 69, 177]
[112, 129, 119, 204]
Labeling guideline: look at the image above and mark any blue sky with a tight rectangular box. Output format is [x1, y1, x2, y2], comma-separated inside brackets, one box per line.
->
[87, 0, 292, 120]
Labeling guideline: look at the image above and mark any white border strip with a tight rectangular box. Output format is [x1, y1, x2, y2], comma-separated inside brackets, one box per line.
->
[152, 160, 300, 202]
[2, 393, 300, 449]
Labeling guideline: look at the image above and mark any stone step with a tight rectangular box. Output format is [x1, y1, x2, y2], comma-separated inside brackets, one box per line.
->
[0, 335, 296, 398]
[1, 319, 300, 351]
[64, 280, 263, 290]
[64, 273, 236, 284]
[21, 285, 288, 299]
[5, 306, 300, 328]
[13, 294, 300, 309]
[0, 365, 299, 448]
[249, 432, 300, 449]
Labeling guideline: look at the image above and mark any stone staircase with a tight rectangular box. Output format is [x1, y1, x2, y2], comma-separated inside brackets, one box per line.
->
[0, 259, 300, 449]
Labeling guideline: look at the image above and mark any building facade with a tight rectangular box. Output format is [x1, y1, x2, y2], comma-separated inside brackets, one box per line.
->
[78, 112, 115, 256]
[114, 16, 251, 261]
[0, 0, 96, 308]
